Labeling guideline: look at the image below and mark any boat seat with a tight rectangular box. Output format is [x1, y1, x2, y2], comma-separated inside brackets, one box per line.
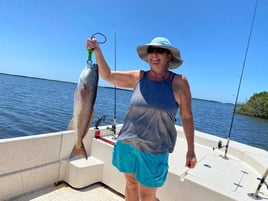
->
[62, 156, 104, 189]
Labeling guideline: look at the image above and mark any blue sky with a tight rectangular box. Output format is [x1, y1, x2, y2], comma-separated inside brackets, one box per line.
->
[0, 0, 267, 103]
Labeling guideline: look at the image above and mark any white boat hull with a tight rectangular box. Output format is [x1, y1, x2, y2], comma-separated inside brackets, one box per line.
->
[0, 125, 267, 200]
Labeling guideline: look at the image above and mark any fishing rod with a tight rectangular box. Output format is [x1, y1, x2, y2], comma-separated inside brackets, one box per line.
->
[222, 0, 259, 158]
[105, 28, 117, 136]
[112, 29, 117, 136]
[248, 168, 268, 199]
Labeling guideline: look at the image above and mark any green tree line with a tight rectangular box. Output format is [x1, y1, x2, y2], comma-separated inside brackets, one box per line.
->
[237, 91, 268, 119]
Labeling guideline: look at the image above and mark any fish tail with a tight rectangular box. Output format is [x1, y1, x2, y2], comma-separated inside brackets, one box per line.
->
[69, 142, 88, 160]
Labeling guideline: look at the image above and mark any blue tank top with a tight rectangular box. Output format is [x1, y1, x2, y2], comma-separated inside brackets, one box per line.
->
[117, 71, 179, 153]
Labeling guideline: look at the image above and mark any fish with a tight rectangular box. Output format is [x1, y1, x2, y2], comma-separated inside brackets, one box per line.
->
[68, 63, 99, 160]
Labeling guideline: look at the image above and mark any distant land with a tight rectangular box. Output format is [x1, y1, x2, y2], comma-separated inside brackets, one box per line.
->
[0, 72, 233, 104]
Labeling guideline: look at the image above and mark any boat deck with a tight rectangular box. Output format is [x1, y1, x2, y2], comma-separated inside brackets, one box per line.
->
[8, 182, 124, 201]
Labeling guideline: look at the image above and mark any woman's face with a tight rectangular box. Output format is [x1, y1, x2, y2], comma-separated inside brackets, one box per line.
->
[146, 46, 172, 70]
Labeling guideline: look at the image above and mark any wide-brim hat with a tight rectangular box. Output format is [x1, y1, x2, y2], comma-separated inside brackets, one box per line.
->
[137, 37, 183, 69]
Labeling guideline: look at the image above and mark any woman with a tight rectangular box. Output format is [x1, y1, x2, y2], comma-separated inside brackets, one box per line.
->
[86, 37, 197, 201]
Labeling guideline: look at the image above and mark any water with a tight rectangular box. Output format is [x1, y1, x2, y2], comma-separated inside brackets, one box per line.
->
[1, 73, 267, 151]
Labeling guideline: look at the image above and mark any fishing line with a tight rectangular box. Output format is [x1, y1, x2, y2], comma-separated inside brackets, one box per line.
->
[224, 0, 259, 158]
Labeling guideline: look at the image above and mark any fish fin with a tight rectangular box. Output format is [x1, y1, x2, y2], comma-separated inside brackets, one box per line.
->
[69, 143, 88, 160]
[67, 118, 74, 130]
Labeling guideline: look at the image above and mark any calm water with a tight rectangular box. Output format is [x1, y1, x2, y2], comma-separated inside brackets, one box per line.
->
[0, 73, 267, 151]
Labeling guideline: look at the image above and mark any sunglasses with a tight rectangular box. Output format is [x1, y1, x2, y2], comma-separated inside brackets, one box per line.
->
[147, 47, 169, 54]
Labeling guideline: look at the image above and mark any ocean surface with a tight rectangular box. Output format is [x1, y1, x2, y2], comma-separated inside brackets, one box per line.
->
[1, 73, 267, 151]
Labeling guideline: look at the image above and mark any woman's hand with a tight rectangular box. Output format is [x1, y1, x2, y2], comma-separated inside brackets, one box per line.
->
[185, 150, 197, 168]
[86, 38, 100, 52]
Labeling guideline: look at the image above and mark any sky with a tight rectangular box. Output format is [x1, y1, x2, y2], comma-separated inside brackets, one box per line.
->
[0, 0, 267, 103]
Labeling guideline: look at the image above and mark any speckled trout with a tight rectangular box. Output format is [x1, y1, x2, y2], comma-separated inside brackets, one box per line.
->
[68, 64, 98, 159]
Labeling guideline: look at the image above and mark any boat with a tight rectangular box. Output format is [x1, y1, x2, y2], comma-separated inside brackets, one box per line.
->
[0, 124, 267, 201]
[2, 0, 267, 199]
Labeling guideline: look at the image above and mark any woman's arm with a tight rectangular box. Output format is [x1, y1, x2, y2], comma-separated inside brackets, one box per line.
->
[86, 38, 142, 88]
[172, 74, 197, 168]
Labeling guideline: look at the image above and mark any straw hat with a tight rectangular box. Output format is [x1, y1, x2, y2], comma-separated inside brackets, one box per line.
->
[137, 37, 183, 69]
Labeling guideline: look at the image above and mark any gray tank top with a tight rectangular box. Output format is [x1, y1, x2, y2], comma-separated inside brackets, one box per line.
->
[117, 71, 179, 153]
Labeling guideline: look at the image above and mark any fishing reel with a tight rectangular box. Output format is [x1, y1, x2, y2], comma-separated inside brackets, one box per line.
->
[212, 140, 226, 151]
[257, 177, 268, 189]
[106, 120, 117, 139]
[248, 168, 268, 199]
[94, 115, 107, 129]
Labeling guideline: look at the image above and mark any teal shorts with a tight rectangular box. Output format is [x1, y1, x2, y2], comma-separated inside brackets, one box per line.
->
[112, 141, 169, 188]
